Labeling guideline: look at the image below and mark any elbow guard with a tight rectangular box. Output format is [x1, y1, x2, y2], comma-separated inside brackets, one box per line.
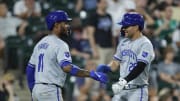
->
[60, 61, 81, 76]
[69, 65, 82, 76]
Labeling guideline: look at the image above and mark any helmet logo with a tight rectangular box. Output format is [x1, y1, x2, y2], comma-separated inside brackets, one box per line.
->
[50, 15, 57, 20]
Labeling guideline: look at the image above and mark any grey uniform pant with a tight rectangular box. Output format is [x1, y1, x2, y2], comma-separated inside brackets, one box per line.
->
[32, 84, 63, 101]
[112, 87, 148, 101]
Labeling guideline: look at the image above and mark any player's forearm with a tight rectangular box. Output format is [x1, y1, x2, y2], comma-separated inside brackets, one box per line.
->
[124, 62, 146, 82]
[108, 60, 120, 72]
[61, 61, 108, 84]
[75, 69, 90, 77]
[62, 64, 90, 77]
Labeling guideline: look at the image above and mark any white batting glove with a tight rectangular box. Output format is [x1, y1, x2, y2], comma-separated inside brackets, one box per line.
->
[112, 78, 127, 94]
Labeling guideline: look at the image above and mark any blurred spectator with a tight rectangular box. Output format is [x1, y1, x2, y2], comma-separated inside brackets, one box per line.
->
[86, 0, 115, 64]
[157, 46, 180, 100]
[0, 37, 5, 58]
[13, 0, 41, 19]
[106, 0, 136, 38]
[75, 0, 97, 13]
[172, 24, 180, 55]
[0, 1, 28, 60]
[163, 0, 175, 6]
[172, 0, 180, 21]
[75, 0, 97, 26]
[0, 73, 19, 101]
[143, 26, 161, 63]
[135, 0, 155, 26]
[152, 6, 162, 20]
[148, 64, 159, 101]
[0, 77, 9, 101]
[154, 4, 178, 48]
[0, 1, 28, 39]
[70, 27, 91, 67]
[70, 25, 110, 101]
[158, 88, 174, 101]
[147, 0, 158, 12]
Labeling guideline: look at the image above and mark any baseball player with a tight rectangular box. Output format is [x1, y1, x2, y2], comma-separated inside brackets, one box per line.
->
[96, 12, 155, 101]
[26, 10, 108, 101]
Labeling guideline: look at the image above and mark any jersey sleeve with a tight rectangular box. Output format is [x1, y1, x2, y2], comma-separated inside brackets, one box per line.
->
[113, 41, 123, 61]
[56, 44, 72, 67]
[137, 43, 155, 64]
[28, 49, 36, 68]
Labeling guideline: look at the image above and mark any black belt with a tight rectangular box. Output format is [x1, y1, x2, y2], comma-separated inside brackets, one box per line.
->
[123, 84, 148, 90]
[36, 83, 63, 89]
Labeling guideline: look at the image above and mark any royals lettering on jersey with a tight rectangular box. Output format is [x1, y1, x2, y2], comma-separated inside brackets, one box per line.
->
[121, 49, 137, 60]
[114, 36, 155, 85]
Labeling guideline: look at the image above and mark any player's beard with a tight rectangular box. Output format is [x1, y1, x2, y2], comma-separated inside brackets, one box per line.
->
[59, 25, 72, 45]
[61, 25, 71, 36]
[58, 25, 67, 38]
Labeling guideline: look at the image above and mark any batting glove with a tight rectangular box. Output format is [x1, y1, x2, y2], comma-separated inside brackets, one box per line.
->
[96, 64, 111, 73]
[90, 70, 108, 84]
[112, 78, 127, 94]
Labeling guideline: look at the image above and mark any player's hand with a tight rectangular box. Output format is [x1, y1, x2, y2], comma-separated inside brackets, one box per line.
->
[90, 70, 108, 84]
[96, 64, 111, 73]
[112, 78, 127, 94]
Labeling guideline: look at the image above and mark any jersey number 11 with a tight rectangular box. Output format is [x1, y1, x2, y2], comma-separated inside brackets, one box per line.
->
[38, 53, 44, 72]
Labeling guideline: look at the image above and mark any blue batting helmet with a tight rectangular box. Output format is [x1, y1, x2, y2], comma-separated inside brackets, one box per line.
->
[118, 12, 144, 30]
[45, 10, 72, 30]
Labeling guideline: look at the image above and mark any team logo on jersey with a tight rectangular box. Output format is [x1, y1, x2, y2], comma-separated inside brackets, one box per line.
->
[65, 52, 70, 58]
[142, 51, 148, 58]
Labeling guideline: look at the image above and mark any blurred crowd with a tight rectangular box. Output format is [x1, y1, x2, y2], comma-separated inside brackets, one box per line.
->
[0, 0, 179, 101]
